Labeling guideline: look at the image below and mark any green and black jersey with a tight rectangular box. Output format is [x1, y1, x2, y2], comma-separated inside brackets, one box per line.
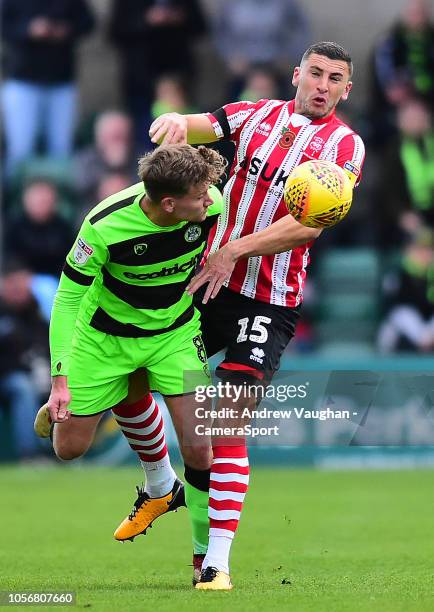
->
[50, 182, 223, 376]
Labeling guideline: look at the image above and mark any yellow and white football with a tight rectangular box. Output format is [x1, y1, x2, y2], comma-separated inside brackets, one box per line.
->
[283, 159, 354, 228]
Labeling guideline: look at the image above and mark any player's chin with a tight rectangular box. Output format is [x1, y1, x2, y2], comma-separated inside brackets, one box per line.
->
[309, 106, 327, 119]
[309, 100, 332, 118]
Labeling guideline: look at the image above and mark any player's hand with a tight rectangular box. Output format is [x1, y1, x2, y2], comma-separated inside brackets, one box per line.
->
[186, 243, 237, 303]
[46, 376, 72, 423]
[149, 113, 187, 145]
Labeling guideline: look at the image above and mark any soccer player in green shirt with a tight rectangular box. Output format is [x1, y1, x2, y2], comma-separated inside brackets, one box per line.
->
[34, 144, 225, 550]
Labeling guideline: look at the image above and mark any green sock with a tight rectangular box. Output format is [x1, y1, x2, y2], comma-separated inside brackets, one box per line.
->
[184, 481, 209, 555]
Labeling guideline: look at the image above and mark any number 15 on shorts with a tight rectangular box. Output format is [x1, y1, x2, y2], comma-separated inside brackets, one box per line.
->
[236, 316, 272, 344]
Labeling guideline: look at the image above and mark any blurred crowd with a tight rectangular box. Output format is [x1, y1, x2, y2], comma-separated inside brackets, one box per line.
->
[0, 0, 433, 459]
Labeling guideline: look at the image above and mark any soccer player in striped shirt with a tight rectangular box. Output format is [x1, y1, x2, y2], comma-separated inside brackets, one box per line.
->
[34, 144, 226, 549]
[149, 42, 366, 589]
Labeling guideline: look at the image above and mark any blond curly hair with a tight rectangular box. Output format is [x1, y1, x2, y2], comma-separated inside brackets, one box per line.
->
[138, 144, 227, 202]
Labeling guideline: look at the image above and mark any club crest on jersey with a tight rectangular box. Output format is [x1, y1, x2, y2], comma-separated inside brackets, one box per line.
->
[134, 243, 148, 255]
[184, 224, 202, 242]
[278, 127, 296, 149]
[307, 136, 324, 154]
[256, 121, 272, 136]
[73, 237, 93, 265]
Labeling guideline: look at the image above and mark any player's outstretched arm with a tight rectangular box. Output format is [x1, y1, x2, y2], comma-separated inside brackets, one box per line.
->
[149, 113, 218, 145]
[228, 214, 322, 258]
[187, 215, 321, 303]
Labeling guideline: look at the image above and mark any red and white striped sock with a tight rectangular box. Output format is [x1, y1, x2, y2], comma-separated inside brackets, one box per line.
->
[203, 444, 250, 574]
[112, 394, 176, 497]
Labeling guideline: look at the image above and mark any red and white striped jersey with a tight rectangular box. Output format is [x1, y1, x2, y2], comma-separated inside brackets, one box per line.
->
[205, 98, 365, 307]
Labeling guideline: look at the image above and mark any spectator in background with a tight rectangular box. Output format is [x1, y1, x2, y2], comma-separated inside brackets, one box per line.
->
[151, 74, 197, 121]
[96, 173, 132, 203]
[378, 229, 434, 353]
[1, 0, 95, 179]
[108, 0, 208, 147]
[73, 111, 137, 213]
[370, 0, 434, 145]
[378, 98, 434, 248]
[5, 178, 74, 278]
[237, 64, 281, 102]
[0, 262, 49, 459]
[211, 0, 311, 100]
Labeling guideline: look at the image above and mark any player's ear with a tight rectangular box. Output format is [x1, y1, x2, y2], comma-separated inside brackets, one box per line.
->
[292, 66, 301, 87]
[341, 81, 352, 101]
[161, 196, 175, 213]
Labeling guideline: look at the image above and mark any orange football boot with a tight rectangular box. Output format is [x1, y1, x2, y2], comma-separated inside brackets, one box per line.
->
[114, 478, 185, 541]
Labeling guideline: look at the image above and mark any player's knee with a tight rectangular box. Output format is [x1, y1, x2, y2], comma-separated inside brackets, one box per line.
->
[53, 440, 87, 461]
[180, 445, 212, 471]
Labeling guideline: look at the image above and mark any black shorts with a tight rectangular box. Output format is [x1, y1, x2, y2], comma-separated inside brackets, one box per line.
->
[195, 286, 301, 383]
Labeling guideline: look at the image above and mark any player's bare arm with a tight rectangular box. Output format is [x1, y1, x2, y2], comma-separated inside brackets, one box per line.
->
[149, 113, 217, 145]
[187, 215, 322, 303]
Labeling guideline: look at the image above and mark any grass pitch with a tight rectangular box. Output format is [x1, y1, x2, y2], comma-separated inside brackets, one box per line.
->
[0, 466, 433, 611]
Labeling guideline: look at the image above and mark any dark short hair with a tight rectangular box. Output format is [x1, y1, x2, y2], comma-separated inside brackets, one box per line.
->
[301, 42, 353, 77]
[138, 144, 227, 203]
